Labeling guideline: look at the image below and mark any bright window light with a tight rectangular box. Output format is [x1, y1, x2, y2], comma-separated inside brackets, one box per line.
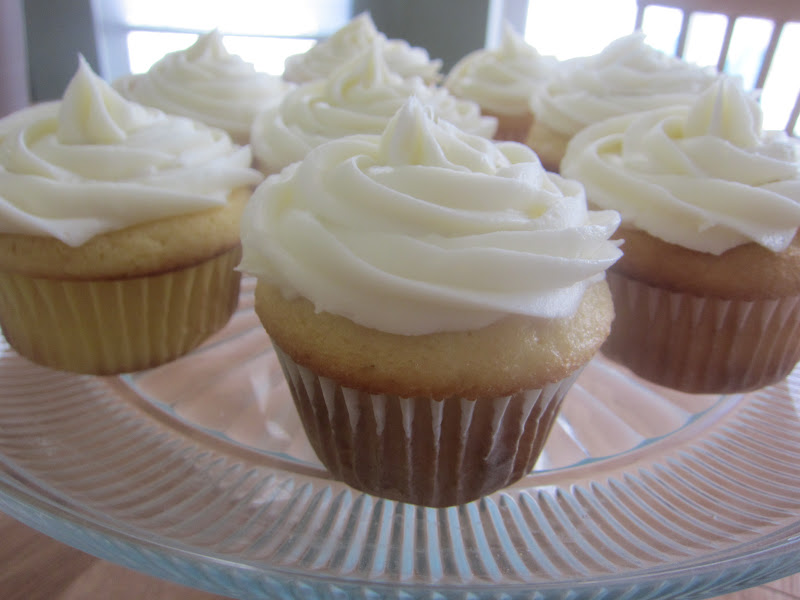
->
[126, 31, 197, 74]
[684, 12, 727, 68]
[94, 0, 350, 79]
[126, 31, 315, 76]
[760, 22, 800, 133]
[639, 6, 683, 54]
[223, 36, 315, 76]
[112, 0, 350, 37]
[524, 0, 637, 60]
[725, 18, 774, 88]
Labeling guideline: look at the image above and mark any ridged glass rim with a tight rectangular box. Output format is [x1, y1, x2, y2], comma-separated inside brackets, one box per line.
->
[122, 357, 731, 476]
[1, 472, 799, 598]
[1, 279, 800, 599]
[1, 381, 799, 598]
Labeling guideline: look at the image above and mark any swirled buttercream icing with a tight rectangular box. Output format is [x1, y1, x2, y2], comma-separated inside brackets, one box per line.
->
[561, 78, 800, 255]
[114, 30, 293, 142]
[0, 101, 58, 141]
[240, 97, 622, 335]
[252, 46, 496, 172]
[445, 23, 557, 116]
[531, 33, 720, 138]
[282, 12, 442, 84]
[0, 56, 263, 247]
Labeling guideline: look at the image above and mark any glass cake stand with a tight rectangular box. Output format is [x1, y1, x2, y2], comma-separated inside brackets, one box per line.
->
[0, 277, 799, 600]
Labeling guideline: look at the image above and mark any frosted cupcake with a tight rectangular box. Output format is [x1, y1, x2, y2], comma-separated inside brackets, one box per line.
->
[445, 23, 557, 142]
[528, 32, 719, 172]
[562, 78, 800, 393]
[240, 98, 622, 506]
[0, 101, 58, 138]
[251, 46, 496, 174]
[115, 30, 293, 145]
[0, 57, 263, 375]
[282, 12, 442, 84]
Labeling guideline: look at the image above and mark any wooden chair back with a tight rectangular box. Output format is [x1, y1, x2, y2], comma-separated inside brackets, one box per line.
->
[635, 0, 800, 134]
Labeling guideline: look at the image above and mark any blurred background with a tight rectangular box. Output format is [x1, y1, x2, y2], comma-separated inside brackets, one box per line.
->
[2, 0, 799, 132]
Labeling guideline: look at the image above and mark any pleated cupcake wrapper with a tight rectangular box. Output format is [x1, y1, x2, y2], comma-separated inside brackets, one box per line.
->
[495, 122, 533, 143]
[603, 270, 800, 393]
[483, 110, 534, 144]
[274, 345, 580, 507]
[0, 247, 242, 375]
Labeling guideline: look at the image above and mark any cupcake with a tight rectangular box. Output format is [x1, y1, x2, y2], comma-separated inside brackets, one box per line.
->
[0, 101, 58, 138]
[561, 78, 800, 393]
[445, 23, 557, 142]
[240, 98, 622, 507]
[251, 46, 496, 174]
[0, 57, 263, 375]
[282, 12, 442, 85]
[528, 32, 720, 172]
[114, 30, 293, 145]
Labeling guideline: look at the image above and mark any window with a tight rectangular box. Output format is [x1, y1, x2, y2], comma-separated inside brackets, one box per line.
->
[87, 0, 797, 133]
[90, 0, 353, 80]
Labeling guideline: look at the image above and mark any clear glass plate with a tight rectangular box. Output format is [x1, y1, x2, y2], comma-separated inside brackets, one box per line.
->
[1, 277, 799, 600]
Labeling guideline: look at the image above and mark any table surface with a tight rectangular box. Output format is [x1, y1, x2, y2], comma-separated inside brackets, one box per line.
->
[0, 511, 798, 600]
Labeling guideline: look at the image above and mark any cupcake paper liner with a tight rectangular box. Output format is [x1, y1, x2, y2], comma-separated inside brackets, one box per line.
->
[0, 246, 242, 375]
[488, 110, 534, 144]
[274, 345, 581, 507]
[603, 270, 800, 393]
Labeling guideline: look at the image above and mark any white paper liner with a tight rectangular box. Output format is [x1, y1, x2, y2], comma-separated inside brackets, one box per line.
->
[274, 345, 581, 507]
[603, 270, 800, 393]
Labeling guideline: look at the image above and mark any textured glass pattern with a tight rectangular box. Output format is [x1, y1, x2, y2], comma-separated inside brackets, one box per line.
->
[0, 277, 799, 599]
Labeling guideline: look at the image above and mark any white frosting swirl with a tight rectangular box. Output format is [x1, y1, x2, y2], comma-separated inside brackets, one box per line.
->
[561, 78, 800, 255]
[241, 98, 621, 335]
[252, 46, 496, 172]
[115, 30, 293, 142]
[531, 33, 720, 138]
[445, 23, 557, 116]
[0, 56, 263, 247]
[283, 12, 442, 84]
[0, 101, 58, 141]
